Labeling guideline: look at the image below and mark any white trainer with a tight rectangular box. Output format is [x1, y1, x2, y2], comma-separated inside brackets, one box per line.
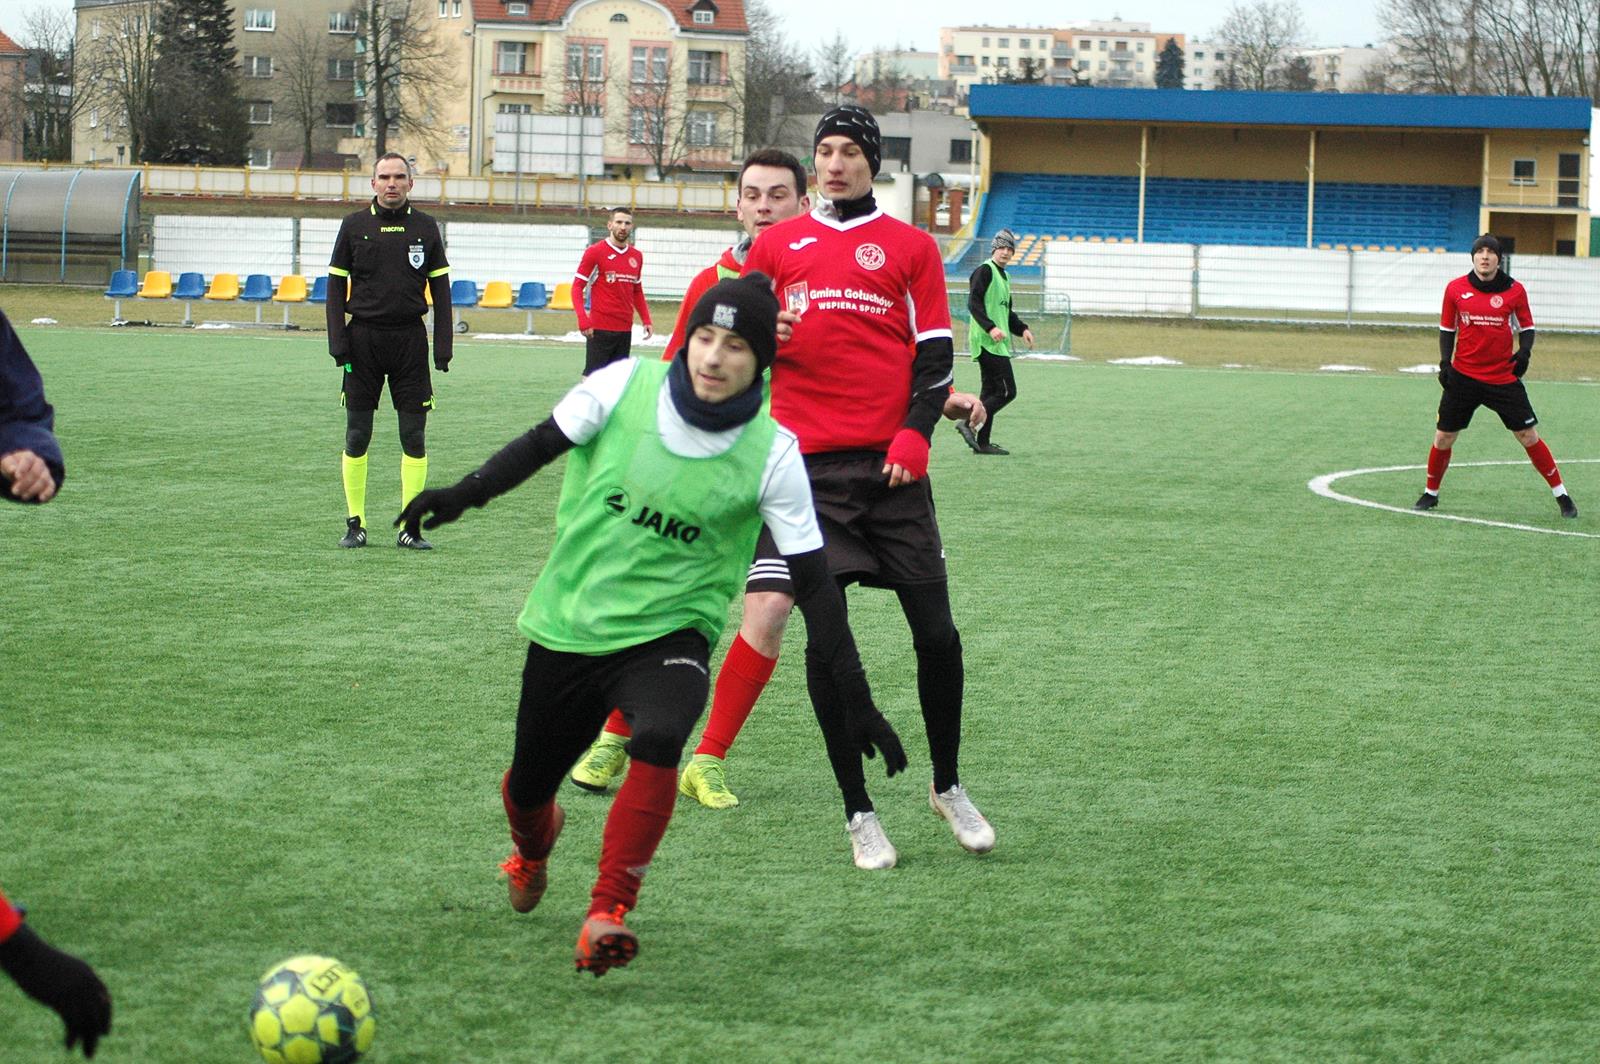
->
[846, 811, 897, 870]
[929, 783, 996, 854]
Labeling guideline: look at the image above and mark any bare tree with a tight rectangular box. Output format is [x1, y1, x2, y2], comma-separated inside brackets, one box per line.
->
[856, 52, 913, 110]
[357, 0, 459, 160]
[5, 7, 93, 161]
[733, 0, 819, 156]
[814, 31, 853, 105]
[1213, 0, 1306, 90]
[75, 0, 162, 162]
[1378, 0, 1475, 93]
[1380, 0, 1600, 103]
[621, 48, 690, 177]
[274, 22, 326, 163]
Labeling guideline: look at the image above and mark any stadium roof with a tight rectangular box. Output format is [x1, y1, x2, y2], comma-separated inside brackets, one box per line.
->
[969, 86, 1592, 132]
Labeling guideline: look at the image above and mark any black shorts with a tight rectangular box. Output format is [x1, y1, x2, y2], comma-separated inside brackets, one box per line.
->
[342, 320, 433, 414]
[755, 450, 947, 590]
[745, 526, 793, 596]
[513, 630, 710, 785]
[584, 330, 633, 375]
[1437, 367, 1538, 433]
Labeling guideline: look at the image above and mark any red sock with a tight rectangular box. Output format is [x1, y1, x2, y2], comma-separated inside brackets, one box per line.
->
[1524, 439, 1563, 488]
[501, 770, 559, 859]
[602, 708, 631, 739]
[1426, 446, 1451, 492]
[694, 633, 777, 758]
[590, 761, 676, 916]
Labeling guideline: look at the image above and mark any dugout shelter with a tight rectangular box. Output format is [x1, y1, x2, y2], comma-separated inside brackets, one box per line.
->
[966, 86, 1591, 276]
[0, 169, 141, 283]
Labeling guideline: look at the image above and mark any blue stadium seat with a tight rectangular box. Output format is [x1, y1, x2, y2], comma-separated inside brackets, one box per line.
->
[308, 276, 329, 304]
[239, 273, 274, 324]
[450, 279, 479, 307]
[516, 281, 548, 334]
[172, 271, 206, 325]
[105, 269, 138, 323]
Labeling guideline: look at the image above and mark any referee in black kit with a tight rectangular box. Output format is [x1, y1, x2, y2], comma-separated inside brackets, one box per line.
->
[327, 151, 453, 550]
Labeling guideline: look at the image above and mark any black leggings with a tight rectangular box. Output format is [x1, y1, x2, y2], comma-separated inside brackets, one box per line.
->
[805, 579, 964, 817]
[976, 353, 1017, 446]
[345, 408, 427, 459]
[504, 631, 710, 810]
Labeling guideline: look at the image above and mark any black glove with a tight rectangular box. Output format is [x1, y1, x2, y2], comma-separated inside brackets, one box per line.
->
[1512, 351, 1530, 378]
[395, 475, 486, 534]
[1437, 360, 1450, 388]
[434, 353, 452, 373]
[331, 350, 348, 366]
[0, 924, 112, 1058]
[853, 709, 908, 777]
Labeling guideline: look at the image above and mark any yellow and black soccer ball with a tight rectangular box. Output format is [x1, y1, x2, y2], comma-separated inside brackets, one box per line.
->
[248, 955, 376, 1064]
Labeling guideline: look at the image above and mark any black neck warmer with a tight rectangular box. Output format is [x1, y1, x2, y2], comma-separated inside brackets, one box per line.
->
[1468, 269, 1513, 294]
[374, 199, 408, 221]
[831, 192, 878, 222]
[666, 352, 764, 432]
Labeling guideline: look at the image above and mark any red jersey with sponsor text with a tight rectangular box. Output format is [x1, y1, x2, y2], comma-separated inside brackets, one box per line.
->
[572, 239, 652, 333]
[1440, 274, 1532, 386]
[743, 208, 952, 454]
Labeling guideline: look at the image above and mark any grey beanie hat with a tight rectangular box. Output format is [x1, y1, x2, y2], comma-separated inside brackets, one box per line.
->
[992, 228, 1018, 251]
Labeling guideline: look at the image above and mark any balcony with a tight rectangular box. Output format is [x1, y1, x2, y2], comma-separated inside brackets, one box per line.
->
[1052, 44, 1075, 58]
[949, 62, 976, 74]
[686, 76, 732, 99]
[493, 73, 544, 93]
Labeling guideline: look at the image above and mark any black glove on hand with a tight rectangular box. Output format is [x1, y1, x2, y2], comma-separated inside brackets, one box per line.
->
[1437, 360, 1450, 388]
[331, 350, 348, 366]
[434, 354, 452, 374]
[395, 475, 486, 534]
[853, 710, 908, 777]
[1512, 351, 1530, 378]
[0, 925, 112, 1059]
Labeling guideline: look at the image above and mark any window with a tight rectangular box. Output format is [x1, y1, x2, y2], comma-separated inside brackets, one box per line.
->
[565, 102, 601, 116]
[1511, 158, 1537, 185]
[1137, 41, 1145, 52]
[452, 0, 462, 14]
[628, 107, 652, 143]
[1077, 58, 1088, 70]
[326, 102, 357, 126]
[249, 100, 273, 124]
[687, 109, 718, 147]
[587, 44, 605, 80]
[438, 0, 447, 14]
[998, 37, 1008, 47]
[950, 139, 972, 163]
[497, 41, 530, 75]
[329, 11, 355, 32]
[328, 58, 355, 80]
[88, 107, 99, 129]
[881, 135, 910, 165]
[608, 11, 625, 19]
[1195, 50, 1205, 59]
[996, 55, 1009, 68]
[1020, 39, 1029, 49]
[693, 9, 713, 23]
[91, 18, 101, 39]
[980, 56, 989, 66]
[243, 8, 274, 31]
[248, 147, 272, 168]
[245, 55, 272, 77]
[1215, 50, 1226, 61]
[1136, 62, 1144, 72]
[566, 43, 583, 79]
[631, 46, 665, 84]
[1098, 60, 1106, 71]
[981, 37, 989, 46]
[498, 102, 535, 114]
[688, 50, 720, 84]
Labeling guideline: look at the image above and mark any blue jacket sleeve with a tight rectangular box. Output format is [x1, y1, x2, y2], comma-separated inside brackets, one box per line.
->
[0, 311, 64, 502]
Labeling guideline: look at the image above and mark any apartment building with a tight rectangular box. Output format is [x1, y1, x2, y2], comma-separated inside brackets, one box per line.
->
[1296, 46, 1386, 92]
[940, 21, 1182, 104]
[938, 26, 1057, 102]
[0, 29, 24, 162]
[1062, 20, 1183, 90]
[1183, 38, 1229, 91]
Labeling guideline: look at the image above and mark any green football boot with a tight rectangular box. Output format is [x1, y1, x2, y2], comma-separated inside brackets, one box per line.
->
[570, 732, 629, 793]
[679, 753, 739, 809]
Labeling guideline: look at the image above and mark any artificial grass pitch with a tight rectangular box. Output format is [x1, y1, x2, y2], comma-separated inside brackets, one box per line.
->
[2, 325, 1597, 1062]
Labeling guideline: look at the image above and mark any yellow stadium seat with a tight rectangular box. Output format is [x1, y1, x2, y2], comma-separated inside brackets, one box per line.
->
[1072, 235, 1086, 242]
[1399, 246, 1414, 253]
[205, 273, 239, 300]
[274, 275, 308, 303]
[1317, 244, 1332, 251]
[481, 280, 514, 309]
[550, 282, 575, 311]
[425, 282, 432, 305]
[137, 270, 172, 299]
[1088, 235, 1102, 243]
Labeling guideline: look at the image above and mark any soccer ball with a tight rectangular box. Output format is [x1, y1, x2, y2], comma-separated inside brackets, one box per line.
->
[248, 955, 376, 1064]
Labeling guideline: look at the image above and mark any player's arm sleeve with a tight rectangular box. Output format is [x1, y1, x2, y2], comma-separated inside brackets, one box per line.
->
[0, 313, 65, 502]
[425, 221, 450, 279]
[967, 266, 995, 331]
[326, 221, 352, 359]
[1438, 329, 1454, 362]
[633, 258, 652, 327]
[571, 248, 595, 331]
[741, 230, 777, 280]
[0, 889, 20, 943]
[428, 271, 453, 363]
[1010, 308, 1030, 335]
[1516, 328, 1534, 359]
[786, 548, 877, 723]
[904, 239, 956, 438]
[464, 418, 576, 502]
[666, 267, 716, 360]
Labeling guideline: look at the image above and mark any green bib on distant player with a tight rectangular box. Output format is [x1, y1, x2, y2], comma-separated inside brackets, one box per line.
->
[968, 259, 1013, 359]
[518, 359, 776, 654]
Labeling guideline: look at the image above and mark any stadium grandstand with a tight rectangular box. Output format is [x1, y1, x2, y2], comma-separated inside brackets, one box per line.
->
[962, 87, 1592, 278]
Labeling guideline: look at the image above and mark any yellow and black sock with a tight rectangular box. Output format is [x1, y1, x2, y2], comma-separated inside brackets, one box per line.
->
[342, 452, 369, 527]
[401, 454, 428, 509]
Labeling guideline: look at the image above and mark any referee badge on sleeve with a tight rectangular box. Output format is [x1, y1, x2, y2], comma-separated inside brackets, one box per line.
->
[408, 243, 425, 269]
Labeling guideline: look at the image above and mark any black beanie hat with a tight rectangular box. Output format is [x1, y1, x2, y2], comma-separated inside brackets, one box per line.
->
[1471, 233, 1502, 259]
[814, 105, 882, 177]
[683, 272, 779, 371]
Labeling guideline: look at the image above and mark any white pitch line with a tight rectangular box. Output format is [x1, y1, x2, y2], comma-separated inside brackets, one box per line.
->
[1308, 459, 1600, 539]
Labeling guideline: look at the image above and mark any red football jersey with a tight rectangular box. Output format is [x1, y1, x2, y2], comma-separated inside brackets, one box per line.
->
[665, 246, 742, 359]
[743, 208, 953, 453]
[1440, 274, 1532, 385]
[572, 239, 651, 333]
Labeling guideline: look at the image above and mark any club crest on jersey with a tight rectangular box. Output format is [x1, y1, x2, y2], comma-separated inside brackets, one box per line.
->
[1490, 294, 1504, 308]
[713, 303, 736, 329]
[603, 488, 630, 517]
[855, 243, 886, 271]
[408, 243, 425, 269]
[783, 282, 808, 316]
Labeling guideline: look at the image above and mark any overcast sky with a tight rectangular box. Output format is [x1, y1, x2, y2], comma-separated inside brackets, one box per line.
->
[0, 0, 1385, 52]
